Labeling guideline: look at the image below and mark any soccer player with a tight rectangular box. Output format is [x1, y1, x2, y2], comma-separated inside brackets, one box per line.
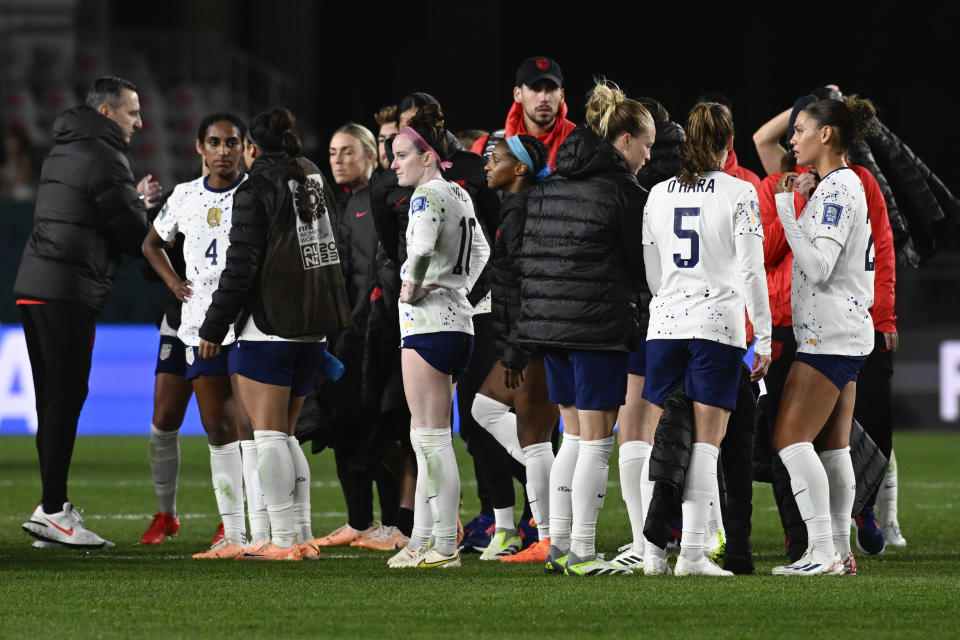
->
[199, 108, 351, 561]
[641, 101, 772, 576]
[386, 105, 490, 569]
[142, 113, 267, 558]
[517, 80, 653, 577]
[770, 97, 878, 576]
[470, 135, 558, 562]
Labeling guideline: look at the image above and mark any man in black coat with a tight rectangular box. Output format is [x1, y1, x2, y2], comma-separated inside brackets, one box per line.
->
[15, 76, 158, 549]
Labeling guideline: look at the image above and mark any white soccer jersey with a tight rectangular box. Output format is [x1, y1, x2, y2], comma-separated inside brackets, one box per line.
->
[643, 171, 764, 348]
[778, 167, 874, 356]
[399, 178, 490, 338]
[153, 174, 247, 346]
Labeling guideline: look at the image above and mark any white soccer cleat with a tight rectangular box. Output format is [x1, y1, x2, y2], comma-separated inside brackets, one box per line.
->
[22, 502, 110, 549]
[882, 521, 907, 547]
[611, 543, 645, 569]
[674, 554, 733, 577]
[479, 529, 520, 560]
[416, 548, 462, 569]
[642, 549, 672, 576]
[772, 546, 843, 576]
[387, 544, 428, 568]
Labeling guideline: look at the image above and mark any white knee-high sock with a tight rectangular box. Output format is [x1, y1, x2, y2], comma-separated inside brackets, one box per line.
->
[408, 428, 434, 551]
[471, 394, 523, 464]
[522, 442, 554, 540]
[707, 459, 726, 550]
[819, 446, 855, 557]
[416, 427, 460, 556]
[549, 433, 579, 553]
[877, 449, 899, 525]
[254, 430, 296, 548]
[779, 441, 835, 562]
[679, 442, 719, 562]
[570, 436, 614, 560]
[149, 425, 180, 515]
[209, 440, 245, 544]
[287, 436, 313, 542]
[640, 454, 665, 559]
[240, 440, 269, 542]
[618, 440, 650, 551]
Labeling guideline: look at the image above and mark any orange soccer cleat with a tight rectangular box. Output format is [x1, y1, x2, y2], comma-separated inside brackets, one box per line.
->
[237, 540, 303, 561]
[500, 537, 551, 563]
[192, 539, 245, 559]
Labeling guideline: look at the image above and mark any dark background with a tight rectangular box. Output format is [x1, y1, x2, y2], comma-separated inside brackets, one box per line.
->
[109, 0, 959, 191]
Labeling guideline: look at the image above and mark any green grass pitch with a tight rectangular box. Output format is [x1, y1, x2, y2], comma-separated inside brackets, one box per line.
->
[1, 432, 958, 639]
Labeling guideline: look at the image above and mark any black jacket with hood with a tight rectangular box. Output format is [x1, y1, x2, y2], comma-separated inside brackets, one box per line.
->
[199, 152, 351, 343]
[517, 125, 648, 351]
[14, 106, 148, 312]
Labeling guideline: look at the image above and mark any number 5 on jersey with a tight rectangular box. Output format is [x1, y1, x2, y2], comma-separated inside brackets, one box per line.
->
[673, 207, 700, 268]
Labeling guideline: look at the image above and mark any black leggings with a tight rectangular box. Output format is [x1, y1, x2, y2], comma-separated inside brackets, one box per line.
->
[20, 302, 98, 513]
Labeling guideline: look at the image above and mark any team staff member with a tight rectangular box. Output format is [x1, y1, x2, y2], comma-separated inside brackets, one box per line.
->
[199, 108, 352, 561]
[471, 57, 576, 171]
[17, 76, 158, 549]
[771, 97, 877, 576]
[641, 102, 771, 577]
[386, 105, 490, 569]
[518, 80, 654, 577]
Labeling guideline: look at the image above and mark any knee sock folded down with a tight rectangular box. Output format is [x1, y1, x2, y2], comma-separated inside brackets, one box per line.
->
[779, 441, 835, 562]
[549, 433, 580, 553]
[287, 436, 313, 542]
[679, 443, 719, 562]
[570, 436, 614, 560]
[819, 446, 855, 557]
[209, 440, 246, 544]
[618, 440, 650, 551]
[240, 439, 269, 542]
[254, 430, 296, 548]
[523, 442, 554, 540]
[149, 425, 180, 516]
[471, 394, 524, 465]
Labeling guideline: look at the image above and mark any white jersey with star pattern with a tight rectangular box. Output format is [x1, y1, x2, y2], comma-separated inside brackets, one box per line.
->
[153, 173, 247, 346]
[643, 170, 764, 348]
[781, 167, 874, 355]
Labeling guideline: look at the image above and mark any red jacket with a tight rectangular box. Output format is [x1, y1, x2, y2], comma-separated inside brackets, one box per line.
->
[471, 101, 576, 171]
[759, 165, 896, 335]
[724, 148, 761, 190]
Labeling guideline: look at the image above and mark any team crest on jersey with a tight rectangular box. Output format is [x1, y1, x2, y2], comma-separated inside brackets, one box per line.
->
[185, 346, 195, 365]
[411, 196, 426, 213]
[159, 343, 172, 361]
[207, 207, 222, 227]
[822, 203, 842, 226]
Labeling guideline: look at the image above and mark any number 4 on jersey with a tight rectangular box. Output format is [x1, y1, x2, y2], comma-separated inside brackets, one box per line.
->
[205, 239, 218, 265]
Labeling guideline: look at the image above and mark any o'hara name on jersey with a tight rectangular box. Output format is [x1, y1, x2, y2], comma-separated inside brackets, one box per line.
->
[666, 177, 716, 193]
[289, 174, 340, 270]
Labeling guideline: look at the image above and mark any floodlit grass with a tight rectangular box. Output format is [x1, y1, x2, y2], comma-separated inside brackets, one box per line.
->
[0, 432, 957, 639]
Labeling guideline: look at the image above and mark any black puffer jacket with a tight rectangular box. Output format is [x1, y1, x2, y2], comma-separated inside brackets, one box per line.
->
[14, 106, 148, 312]
[636, 119, 685, 191]
[200, 152, 351, 342]
[491, 189, 531, 369]
[517, 125, 647, 351]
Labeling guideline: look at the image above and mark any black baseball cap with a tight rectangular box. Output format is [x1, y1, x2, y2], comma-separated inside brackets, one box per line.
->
[515, 57, 563, 88]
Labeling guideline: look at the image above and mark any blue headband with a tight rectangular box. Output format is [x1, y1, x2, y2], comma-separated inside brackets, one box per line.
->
[505, 135, 552, 182]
